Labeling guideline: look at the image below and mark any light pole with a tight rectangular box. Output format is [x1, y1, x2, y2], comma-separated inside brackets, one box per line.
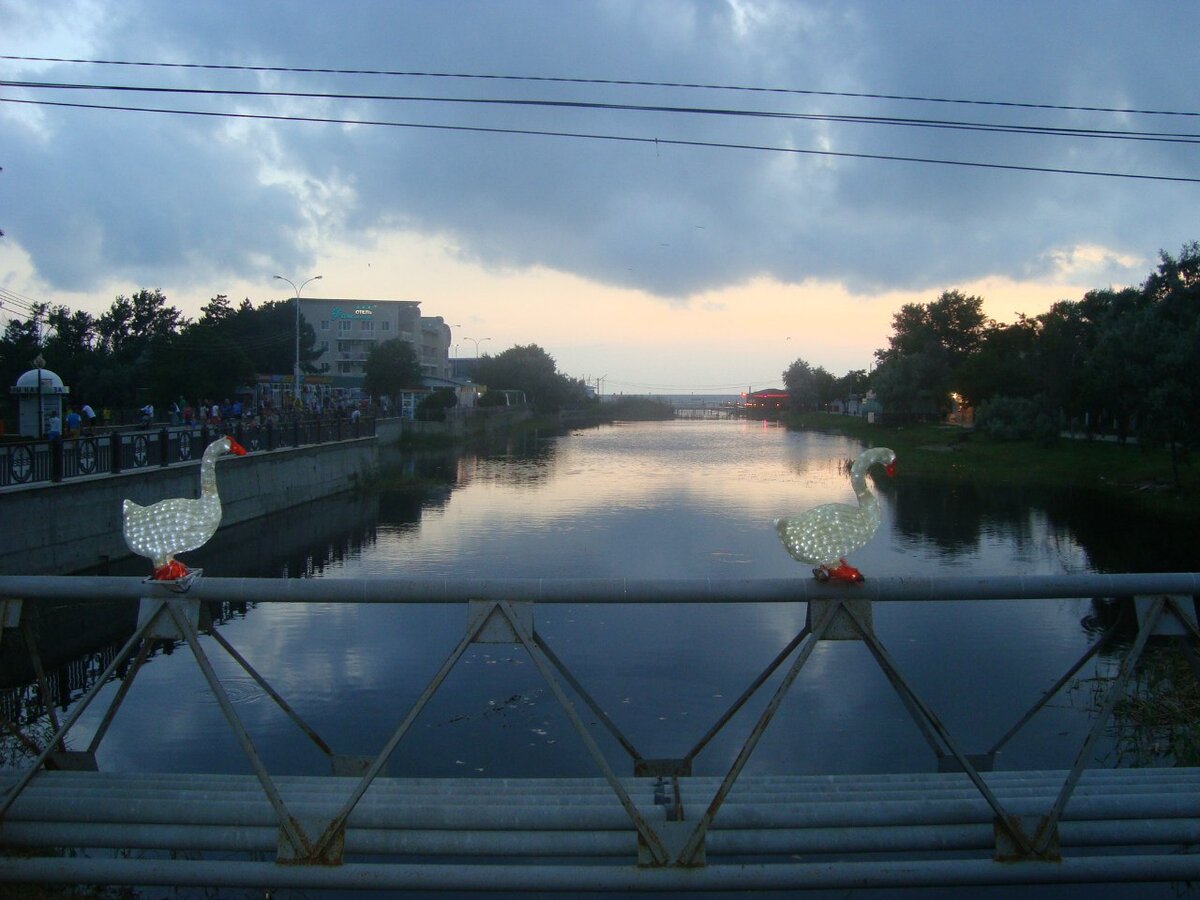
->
[32, 353, 45, 437]
[464, 336, 491, 358]
[274, 274, 322, 404]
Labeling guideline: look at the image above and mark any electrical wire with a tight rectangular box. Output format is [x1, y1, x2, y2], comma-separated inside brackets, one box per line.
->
[3, 97, 1195, 184]
[4, 79, 1199, 145]
[3, 54, 1197, 119]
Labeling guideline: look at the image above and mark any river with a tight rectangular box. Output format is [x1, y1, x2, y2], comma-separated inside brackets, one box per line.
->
[9, 417, 1197, 898]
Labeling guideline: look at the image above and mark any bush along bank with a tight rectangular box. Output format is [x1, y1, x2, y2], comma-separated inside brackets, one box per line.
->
[784, 411, 1200, 522]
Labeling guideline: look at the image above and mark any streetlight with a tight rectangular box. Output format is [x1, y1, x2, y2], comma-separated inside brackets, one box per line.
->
[32, 353, 45, 437]
[464, 336, 491, 358]
[274, 274, 322, 403]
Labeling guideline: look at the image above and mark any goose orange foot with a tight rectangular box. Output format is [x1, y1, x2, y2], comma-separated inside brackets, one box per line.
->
[815, 560, 864, 583]
[152, 560, 190, 581]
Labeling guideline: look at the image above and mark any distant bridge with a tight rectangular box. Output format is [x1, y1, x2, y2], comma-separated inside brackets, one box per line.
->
[1, 573, 1199, 892]
[672, 400, 741, 419]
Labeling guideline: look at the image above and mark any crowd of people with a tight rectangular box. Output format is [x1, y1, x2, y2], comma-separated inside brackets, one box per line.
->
[138, 394, 375, 432]
[36, 394, 374, 439]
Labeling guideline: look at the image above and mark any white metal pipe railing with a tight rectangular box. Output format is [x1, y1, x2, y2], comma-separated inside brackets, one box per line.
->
[7, 780, 1200, 830]
[1, 571, 1198, 604]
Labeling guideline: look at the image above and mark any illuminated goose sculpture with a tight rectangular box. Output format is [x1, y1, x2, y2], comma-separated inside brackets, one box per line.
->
[775, 446, 896, 582]
[122, 435, 246, 580]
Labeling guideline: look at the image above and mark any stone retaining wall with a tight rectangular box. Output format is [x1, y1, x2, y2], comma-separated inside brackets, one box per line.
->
[0, 439, 377, 576]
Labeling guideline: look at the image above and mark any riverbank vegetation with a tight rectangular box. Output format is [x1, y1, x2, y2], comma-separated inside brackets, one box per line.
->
[785, 411, 1199, 521]
[784, 243, 1200, 492]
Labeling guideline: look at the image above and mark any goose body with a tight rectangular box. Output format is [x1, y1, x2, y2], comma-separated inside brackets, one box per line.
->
[122, 436, 246, 580]
[775, 447, 895, 582]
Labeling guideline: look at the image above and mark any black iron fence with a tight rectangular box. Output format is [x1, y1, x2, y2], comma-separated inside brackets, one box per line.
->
[0, 417, 376, 489]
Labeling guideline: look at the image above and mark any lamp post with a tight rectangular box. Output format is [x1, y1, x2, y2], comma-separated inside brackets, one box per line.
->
[274, 274, 322, 403]
[464, 336, 491, 358]
[32, 353, 45, 437]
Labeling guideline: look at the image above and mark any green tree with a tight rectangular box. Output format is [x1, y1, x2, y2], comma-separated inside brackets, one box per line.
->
[874, 289, 989, 418]
[93, 289, 189, 407]
[782, 358, 836, 410]
[871, 352, 948, 420]
[956, 316, 1042, 409]
[1123, 244, 1200, 478]
[475, 344, 582, 413]
[833, 369, 870, 400]
[363, 338, 423, 400]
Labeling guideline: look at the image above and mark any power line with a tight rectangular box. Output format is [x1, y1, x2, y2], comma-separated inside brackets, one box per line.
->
[4, 96, 1196, 184]
[2, 54, 1197, 119]
[5, 79, 1199, 145]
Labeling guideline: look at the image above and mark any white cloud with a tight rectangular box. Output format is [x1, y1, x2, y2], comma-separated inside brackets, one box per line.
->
[0, 0, 1196, 384]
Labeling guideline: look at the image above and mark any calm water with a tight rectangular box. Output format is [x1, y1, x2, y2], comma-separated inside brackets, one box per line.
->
[59, 420, 1160, 775]
[17, 419, 1198, 897]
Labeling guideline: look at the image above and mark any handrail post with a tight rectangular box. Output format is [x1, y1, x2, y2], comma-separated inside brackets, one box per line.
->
[49, 436, 63, 483]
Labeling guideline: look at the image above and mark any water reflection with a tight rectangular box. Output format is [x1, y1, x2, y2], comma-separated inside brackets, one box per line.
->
[7, 420, 1195, 788]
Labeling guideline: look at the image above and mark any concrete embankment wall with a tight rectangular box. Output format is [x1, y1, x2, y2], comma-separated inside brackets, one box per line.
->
[0, 438, 377, 576]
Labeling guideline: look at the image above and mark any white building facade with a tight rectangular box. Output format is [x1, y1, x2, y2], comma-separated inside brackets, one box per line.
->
[296, 297, 453, 393]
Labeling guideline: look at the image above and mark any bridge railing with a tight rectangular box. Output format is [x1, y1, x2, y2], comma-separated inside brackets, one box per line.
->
[0, 416, 376, 488]
[0, 573, 1198, 892]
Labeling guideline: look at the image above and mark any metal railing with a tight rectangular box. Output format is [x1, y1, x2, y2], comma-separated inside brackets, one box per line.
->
[0, 416, 376, 488]
[0, 573, 1198, 892]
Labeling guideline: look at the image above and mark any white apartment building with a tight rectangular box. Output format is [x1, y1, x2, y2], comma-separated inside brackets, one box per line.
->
[296, 297, 453, 393]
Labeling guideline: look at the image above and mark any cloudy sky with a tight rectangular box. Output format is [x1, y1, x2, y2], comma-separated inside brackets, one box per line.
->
[1, 1, 1196, 394]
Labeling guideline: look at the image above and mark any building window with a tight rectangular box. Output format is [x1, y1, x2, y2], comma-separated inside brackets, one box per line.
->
[339, 320, 352, 332]
[320, 341, 329, 352]
[338, 361, 352, 374]
[361, 321, 373, 332]
[382, 321, 390, 331]
[320, 320, 329, 331]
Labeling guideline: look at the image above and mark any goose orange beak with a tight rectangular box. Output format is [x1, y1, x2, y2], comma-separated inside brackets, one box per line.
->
[227, 438, 247, 456]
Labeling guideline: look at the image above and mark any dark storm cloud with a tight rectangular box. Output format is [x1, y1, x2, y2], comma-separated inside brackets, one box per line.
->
[1, 0, 1194, 299]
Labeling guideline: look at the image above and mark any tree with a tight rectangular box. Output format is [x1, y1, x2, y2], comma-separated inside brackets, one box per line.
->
[783, 358, 835, 410]
[833, 369, 870, 400]
[870, 352, 948, 420]
[956, 316, 1041, 409]
[874, 289, 989, 417]
[475, 344, 583, 413]
[363, 338, 422, 400]
[1123, 244, 1200, 478]
[199, 293, 236, 324]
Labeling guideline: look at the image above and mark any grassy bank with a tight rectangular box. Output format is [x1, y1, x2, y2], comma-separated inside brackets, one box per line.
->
[786, 412, 1199, 521]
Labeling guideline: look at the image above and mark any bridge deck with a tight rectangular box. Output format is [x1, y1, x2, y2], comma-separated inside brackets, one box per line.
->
[4, 768, 1200, 891]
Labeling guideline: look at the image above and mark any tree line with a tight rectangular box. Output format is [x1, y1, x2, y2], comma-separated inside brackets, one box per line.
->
[0, 290, 315, 417]
[784, 242, 1200, 454]
[0, 288, 591, 422]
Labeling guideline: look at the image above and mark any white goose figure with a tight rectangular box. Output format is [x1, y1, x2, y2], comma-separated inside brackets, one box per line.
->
[774, 446, 896, 582]
[122, 435, 246, 580]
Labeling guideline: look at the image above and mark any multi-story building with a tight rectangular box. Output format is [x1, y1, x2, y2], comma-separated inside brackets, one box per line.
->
[296, 297, 453, 393]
